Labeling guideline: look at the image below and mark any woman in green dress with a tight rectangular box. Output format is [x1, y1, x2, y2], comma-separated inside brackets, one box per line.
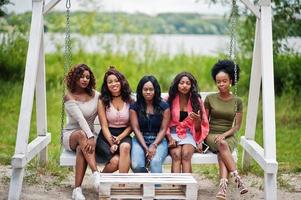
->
[204, 60, 248, 199]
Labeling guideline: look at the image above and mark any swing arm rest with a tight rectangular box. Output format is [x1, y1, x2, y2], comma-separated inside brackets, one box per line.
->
[240, 136, 278, 173]
[11, 133, 51, 168]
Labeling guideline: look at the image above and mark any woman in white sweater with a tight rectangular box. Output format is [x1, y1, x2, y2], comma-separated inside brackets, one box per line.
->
[62, 64, 101, 200]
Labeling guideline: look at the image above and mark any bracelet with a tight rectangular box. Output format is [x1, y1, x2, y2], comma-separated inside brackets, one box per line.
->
[151, 143, 158, 148]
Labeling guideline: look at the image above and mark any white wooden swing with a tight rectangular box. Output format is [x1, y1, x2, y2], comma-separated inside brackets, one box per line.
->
[8, 0, 278, 199]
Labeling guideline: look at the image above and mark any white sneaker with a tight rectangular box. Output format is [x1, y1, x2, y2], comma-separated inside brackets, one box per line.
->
[72, 187, 86, 200]
[91, 171, 101, 192]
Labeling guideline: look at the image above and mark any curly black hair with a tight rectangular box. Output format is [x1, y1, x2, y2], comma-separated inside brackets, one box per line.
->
[167, 72, 202, 114]
[211, 60, 240, 85]
[136, 75, 163, 117]
[100, 66, 132, 108]
[65, 63, 96, 96]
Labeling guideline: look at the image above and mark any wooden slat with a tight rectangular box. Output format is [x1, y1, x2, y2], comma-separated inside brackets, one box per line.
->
[43, 0, 62, 15]
[60, 147, 238, 166]
[11, 133, 51, 168]
[240, 0, 261, 19]
[8, 0, 44, 199]
[102, 181, 190, 200]
[240, 137, 277, 173]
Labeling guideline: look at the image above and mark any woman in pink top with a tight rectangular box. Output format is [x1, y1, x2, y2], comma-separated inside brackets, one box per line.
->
[96, 67, 133, 173]
[166, 72, 209, 173]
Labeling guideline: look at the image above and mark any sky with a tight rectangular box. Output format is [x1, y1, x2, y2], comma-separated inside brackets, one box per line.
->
[6, 0, 230, 15]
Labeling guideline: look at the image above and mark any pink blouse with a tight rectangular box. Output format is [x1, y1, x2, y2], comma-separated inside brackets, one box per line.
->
[106, 102, 130, 128]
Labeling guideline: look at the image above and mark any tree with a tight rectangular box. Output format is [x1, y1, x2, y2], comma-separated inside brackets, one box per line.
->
[0, 0, 11, 17]
[239, 0, 301, 54]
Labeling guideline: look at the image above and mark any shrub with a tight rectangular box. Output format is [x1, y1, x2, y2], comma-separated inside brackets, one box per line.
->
[0, 31, 28, 80]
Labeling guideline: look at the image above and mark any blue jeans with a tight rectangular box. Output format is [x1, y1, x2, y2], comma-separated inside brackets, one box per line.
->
[131, 136, 168, 173]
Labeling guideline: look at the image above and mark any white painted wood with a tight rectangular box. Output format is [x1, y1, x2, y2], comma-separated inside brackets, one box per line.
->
[240, 137, 277, 173]
[60, 148, 76, 166]
[43, 0, 62, 15]
[186, 183, 198, 200]
[8, 0, 44, 199]
[8, 168, 25, 200]
[242, 19, 261, 168]
[97, 173, 197, 199]
[14, 0, 44, 158]
[108, 186, 186, 199]
[98, 173, 196, 183]
[260, 0, 277, 165]
[99, 183, 111, 198]
[240, 0, 261, 19]
[143, 184, 155, 199]
[265, 173, 277, 200]
[11, 133, 51, 168]
[36, 30, 49, 165]
[259, 0, 271, 6]
[260, 5, 277, 199]
[60, 143, 237, 166]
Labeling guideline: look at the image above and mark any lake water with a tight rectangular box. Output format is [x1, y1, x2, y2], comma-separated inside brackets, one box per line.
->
[44, 33, 301, 56]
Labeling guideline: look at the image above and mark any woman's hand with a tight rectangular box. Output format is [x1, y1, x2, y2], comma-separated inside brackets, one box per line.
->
[196, 143, 203, 153]
[147, 144, 157, 160]
[214, 134, 226, 144]
[166, 135, 177, 148]
[112, 135, 121, 145]
[85, 137, 96, 154]
[189, 110, 200, 121]
[110, 144, 118, 153]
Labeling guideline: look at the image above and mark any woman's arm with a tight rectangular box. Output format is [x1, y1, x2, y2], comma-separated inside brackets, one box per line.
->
[152, 108, 170, 146]
[113, 125, 132, 144]
[97, 100, 114, 146]
[130, 109, 148, 152]
[65, 97, 94, 139]
[148, 108, 170, 159]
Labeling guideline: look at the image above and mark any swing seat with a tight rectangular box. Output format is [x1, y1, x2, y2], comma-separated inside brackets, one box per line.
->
[60, 146, 237, 166]
[59, 92, 238, 166]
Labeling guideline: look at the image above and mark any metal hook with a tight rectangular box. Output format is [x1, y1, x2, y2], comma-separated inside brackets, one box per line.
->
[66, 0, 71, 9]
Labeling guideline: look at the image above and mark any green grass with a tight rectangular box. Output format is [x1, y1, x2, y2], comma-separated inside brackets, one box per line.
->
[0, 52, 300, 181]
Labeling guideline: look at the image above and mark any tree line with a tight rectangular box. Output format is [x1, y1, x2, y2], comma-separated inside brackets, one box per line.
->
[5, 12, 230, 35]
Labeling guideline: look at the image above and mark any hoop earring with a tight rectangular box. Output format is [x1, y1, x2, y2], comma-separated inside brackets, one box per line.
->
[230, 84, 232, 87]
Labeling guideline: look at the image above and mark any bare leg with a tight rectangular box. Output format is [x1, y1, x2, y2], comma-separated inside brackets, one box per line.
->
[75, 146, 88, 187]
[102, 155, 119, 173]
[69, 130, 98, 172]
[118, 142, 131, 173]
[217, 141, 248, 195]
[169, 146, 182, 173]
[181, 144, 195, 173]
[217, 140, 236, 172]
[217, 154, 228, 179]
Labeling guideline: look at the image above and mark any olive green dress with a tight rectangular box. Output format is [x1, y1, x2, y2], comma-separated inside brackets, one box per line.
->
[204, 93, 243, 152]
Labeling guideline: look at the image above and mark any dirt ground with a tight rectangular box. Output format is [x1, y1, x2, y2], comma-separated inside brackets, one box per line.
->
[0, 165, 300, 200]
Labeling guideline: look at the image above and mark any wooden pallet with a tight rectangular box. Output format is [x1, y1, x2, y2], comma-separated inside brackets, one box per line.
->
[98, 173, 198, 200]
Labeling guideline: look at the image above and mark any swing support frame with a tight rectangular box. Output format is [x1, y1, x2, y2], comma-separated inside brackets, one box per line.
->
[8, 0, 277, 199]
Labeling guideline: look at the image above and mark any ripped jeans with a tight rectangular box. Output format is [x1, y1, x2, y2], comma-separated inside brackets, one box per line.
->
[131, 135, 168, 173]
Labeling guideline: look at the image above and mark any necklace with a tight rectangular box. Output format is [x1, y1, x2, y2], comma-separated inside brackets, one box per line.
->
[112, 93, 121, 98]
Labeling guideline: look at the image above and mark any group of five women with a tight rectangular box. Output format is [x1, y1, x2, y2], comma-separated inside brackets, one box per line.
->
[62, 60, 248, 200]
